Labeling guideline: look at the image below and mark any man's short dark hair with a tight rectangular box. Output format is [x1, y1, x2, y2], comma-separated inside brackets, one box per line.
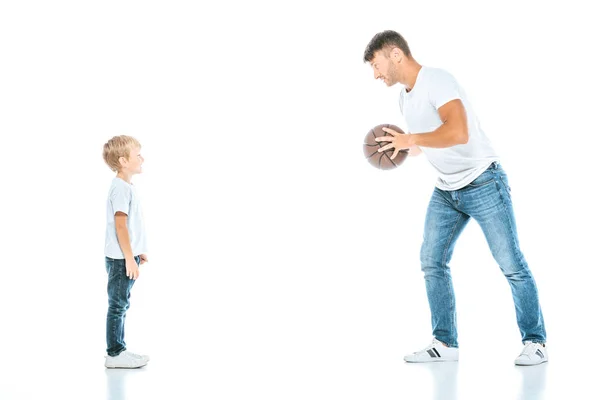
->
[363, 30, 411, 63]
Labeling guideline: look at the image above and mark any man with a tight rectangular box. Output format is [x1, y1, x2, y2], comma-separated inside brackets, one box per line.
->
[364, 30, 547, 365]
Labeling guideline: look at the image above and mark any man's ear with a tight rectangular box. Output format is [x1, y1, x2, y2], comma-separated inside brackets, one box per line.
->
[391, 47, 403, 63]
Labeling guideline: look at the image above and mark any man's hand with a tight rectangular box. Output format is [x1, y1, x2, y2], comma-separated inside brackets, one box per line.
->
[375, 127, 413, 160]
[126, 257, 140, 280]
[140, 254, 148, 265]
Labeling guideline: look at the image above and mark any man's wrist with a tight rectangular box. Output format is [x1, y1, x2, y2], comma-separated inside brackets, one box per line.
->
[407, 133, 417, 147]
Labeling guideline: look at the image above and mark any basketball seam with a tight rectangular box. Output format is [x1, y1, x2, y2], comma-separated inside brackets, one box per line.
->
[366, 148, 380, 158]
[392, 150, 409, 166]
[385, 124, 408, 167]
[372, 126, 393, 169]
[382, 149, 395, 167]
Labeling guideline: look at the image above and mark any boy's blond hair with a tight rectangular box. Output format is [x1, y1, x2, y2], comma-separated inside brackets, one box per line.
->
[103, 135, 141, 172]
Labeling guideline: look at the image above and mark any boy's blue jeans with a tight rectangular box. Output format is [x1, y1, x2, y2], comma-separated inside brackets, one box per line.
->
[420, 162, 546, 348]
[105, 255, 140, 357]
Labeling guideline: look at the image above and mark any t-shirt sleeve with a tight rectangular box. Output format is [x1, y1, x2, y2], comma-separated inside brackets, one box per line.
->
[110, 183, 132, 215]
[429, 70, 462, 110]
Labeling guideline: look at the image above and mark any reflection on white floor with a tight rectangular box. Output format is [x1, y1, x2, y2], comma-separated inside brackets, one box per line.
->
[404, 361, 547, 400]
[105, 368, 147, 400]
[424, 363, 459, 400]
[99, 355, 556, 400]
[517, 363, 548, 400]
[2, 341, 594, 400]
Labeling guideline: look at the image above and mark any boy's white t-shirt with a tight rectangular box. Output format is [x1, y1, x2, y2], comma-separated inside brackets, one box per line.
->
[104, 177, 147, 259]
[399, 66, 500, 190]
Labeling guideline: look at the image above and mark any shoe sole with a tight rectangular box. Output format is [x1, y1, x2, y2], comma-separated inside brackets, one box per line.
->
[515, 359, 548, 366]
[105, 362, 148, 369]
[404, 359, 458, 363]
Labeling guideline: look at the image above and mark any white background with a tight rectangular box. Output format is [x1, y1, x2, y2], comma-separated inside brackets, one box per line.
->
[1, 1, 598, 399]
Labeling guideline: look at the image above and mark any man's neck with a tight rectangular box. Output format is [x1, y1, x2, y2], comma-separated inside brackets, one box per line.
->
[404, 62, 423, 92]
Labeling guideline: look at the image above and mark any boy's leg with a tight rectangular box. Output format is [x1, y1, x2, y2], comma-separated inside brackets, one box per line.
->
[464, 164, 546, 344]
[105, 256, 137, 357]
[420, 187, 471, 348]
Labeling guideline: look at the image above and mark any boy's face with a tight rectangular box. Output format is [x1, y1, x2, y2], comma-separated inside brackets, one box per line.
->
[120, 147, 144, 174]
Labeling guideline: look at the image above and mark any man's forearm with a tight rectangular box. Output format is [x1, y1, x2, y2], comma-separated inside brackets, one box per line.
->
[409, 122, 468, 149]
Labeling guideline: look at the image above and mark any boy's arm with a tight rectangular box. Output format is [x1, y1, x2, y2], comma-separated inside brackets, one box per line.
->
[115, 212, 139, 279]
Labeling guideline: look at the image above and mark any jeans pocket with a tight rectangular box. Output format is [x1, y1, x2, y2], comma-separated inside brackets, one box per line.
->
[467, 171, 495, 187]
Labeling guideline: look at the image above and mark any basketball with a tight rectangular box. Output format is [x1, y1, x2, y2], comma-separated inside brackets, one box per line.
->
[363, 124, 409, 170]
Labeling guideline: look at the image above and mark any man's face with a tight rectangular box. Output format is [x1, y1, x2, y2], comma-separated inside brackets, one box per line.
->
[370, 49, 399, 87]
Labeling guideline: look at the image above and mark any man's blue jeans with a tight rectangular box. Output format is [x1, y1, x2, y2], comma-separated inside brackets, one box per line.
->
[420, 162, 546, 348]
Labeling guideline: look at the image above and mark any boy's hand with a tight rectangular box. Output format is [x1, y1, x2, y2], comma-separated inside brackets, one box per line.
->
[140, 254, 148, 264]
[126, 258, 140, 280]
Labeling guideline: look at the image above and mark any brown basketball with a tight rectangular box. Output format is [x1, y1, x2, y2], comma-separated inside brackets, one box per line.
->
[363, 124, 409, 170]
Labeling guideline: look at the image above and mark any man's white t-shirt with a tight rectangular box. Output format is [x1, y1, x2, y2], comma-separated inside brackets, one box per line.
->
[104, 177, 147, 259]
[399, 66, 499, 190]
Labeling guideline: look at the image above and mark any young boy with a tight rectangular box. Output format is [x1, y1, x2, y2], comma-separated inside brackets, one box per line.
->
[102, 135, 149, 368]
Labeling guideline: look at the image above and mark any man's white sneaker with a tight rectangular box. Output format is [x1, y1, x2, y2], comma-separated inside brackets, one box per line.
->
[404, 338, 459, 363]
[515, 341, 548, 366]
[105, 351, 148, 368]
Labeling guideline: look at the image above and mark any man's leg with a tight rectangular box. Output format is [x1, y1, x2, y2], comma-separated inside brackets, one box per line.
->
[420, 187, 471, 348]
[463, 164, 546, 344]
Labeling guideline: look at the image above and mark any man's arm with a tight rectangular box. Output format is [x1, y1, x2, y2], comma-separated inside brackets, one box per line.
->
[409, 99, 469, 148]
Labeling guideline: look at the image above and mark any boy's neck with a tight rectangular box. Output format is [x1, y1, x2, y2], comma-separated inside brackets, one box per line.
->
[116, 171, 133, 184]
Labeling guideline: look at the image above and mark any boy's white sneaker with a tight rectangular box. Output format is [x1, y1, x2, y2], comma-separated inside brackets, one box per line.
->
[105, 351, 148, 369]
[404, 338, 459, 363]
[122, 350, 150, 363]
[515, 342, 548, 366]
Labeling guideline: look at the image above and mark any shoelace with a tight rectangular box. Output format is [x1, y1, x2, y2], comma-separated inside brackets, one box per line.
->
[123, 352, 146, 365]
[124, 351, 145, 359]
[520, 342, 540, 356]
[415, 339, 441, 354]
